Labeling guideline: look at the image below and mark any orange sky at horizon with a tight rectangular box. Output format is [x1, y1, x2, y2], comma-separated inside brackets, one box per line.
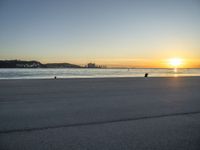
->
[33, 57, 200, 68]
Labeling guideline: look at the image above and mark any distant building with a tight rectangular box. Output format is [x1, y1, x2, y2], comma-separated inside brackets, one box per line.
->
[87, 63, 96, 68]
[86, 63, 106, 68]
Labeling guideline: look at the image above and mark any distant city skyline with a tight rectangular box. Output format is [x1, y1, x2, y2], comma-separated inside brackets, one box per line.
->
[0, 0, 200, 68]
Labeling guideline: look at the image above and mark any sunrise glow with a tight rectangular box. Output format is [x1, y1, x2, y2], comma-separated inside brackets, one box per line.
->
[168, 58, 183, 68]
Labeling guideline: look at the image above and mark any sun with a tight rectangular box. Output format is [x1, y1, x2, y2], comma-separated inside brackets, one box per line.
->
[168, 58, 183, 68]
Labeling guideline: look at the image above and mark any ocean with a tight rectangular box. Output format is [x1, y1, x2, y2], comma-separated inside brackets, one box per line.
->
[0, 68, 200, 79]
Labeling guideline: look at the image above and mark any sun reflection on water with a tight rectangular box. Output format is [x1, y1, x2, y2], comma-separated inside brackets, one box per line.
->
[174, 68, 177, 73]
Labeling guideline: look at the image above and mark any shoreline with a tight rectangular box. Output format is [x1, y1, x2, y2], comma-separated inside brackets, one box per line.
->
[1, 68, 200, 80]
[0, 75, 200, 81]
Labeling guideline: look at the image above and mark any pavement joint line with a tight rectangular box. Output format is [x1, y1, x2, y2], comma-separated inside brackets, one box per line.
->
[0, 111, 200, 134]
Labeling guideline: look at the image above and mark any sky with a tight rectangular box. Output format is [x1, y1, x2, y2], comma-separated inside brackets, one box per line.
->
[0, 0, 200, 68]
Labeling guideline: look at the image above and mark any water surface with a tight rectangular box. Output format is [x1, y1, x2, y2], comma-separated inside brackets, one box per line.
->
[0, 68, 200, 79]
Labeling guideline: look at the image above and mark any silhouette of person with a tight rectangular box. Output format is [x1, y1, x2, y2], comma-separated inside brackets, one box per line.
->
[144, 73, 148, 77]
[54, 76, 57, 79]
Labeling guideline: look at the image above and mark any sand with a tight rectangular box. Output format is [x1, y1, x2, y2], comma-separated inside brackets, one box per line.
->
[0, 77, 200, 150]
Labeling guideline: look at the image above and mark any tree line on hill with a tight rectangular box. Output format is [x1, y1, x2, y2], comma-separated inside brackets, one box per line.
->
[0, 60, 106, 68]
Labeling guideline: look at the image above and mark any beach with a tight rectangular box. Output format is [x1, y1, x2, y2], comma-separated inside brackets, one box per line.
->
[0, 77, 200, 150]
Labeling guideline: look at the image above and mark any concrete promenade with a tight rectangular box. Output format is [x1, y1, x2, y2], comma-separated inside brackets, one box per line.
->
[0, 77, 200, 150]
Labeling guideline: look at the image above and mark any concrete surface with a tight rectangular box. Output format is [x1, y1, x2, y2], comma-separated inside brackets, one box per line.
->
[0, 77, 200, 150]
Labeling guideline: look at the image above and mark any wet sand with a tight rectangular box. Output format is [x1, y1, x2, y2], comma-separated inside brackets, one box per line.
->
[0, 77, 200, 150]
